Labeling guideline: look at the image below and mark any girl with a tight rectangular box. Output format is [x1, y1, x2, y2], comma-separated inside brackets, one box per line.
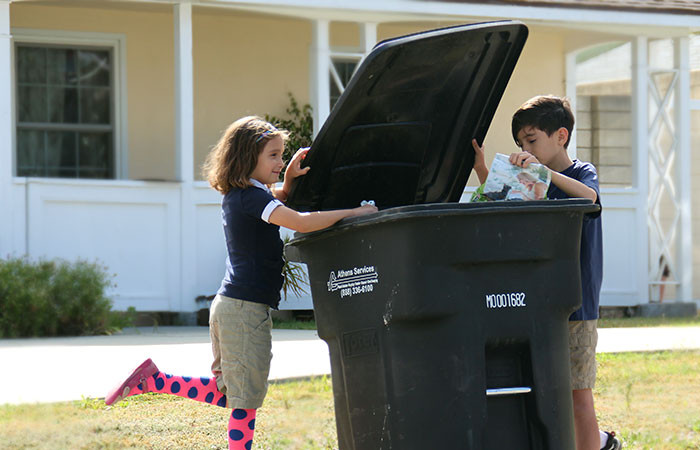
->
[105, 116, 377, 449]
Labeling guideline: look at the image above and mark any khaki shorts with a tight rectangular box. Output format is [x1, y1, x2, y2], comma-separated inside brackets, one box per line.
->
[209, 294, 273, 409]
[568, 320, 598, 390]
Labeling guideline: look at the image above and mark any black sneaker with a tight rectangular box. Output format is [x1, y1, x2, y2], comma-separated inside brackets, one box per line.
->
[602, 431, 622, 450]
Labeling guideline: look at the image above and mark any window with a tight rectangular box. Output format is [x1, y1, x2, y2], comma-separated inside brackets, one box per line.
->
[15, 43, 115, 178]
[575, 42, 633, 188]
[330, 58, 360, 110]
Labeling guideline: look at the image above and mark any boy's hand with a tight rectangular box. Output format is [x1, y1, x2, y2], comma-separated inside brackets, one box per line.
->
[472, 139, 486, 169]
[472, 139, 489, 185]
[509, 151, 540, 168]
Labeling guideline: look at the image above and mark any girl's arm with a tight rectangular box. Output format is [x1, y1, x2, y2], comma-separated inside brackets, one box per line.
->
[471, 139, 489, 184]
[269, 204, 378, 233]
[272, 147, 310, 202]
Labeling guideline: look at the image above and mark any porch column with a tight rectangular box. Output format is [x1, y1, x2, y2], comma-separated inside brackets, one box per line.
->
[175, 0, 194, 183]
[565, 50, 577, 160]
[631, 36, 650, 304]
[175, 1, 197, 319]
[0, 0, 13, 256]
[310, 19, 330, 137]
[360, 22, 377, 56]
[675, 36, 692, 301]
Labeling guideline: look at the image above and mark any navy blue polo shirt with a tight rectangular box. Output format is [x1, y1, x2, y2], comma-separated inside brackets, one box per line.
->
[217, 179, 285, 308]
[547, 160, 603, 321]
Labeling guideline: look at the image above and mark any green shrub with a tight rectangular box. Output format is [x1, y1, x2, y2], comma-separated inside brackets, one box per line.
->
[0, 257, 127, 337]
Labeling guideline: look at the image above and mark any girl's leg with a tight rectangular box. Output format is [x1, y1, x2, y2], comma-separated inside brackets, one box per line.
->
[106, 359, 258, 449]
[228, 408, 256, 450]
[105, 358, 226, 407]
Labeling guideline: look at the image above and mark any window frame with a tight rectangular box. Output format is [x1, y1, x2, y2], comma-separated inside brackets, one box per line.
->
[11, 28, 128, 179]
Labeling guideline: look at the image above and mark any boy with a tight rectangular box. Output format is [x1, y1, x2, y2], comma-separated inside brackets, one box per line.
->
[472, 95, 620, 450]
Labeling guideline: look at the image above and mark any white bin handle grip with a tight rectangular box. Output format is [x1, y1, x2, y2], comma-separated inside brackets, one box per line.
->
[486, 387, 532, 397]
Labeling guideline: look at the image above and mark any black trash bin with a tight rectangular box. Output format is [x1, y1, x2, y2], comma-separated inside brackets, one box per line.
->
[284, 21, 599, 450]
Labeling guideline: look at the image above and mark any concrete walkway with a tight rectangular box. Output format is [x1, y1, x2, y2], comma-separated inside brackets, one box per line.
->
[1, 325, 699, 405]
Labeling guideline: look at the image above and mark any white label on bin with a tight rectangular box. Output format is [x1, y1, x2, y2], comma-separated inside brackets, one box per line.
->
[328, 265, 379, 299]
[485, 292, 527, 309]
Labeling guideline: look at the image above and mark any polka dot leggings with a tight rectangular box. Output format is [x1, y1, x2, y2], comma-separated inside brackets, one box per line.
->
[128, 372, 256, 450]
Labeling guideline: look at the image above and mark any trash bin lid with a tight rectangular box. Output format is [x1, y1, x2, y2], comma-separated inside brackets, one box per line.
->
[285, 20, 528, 211]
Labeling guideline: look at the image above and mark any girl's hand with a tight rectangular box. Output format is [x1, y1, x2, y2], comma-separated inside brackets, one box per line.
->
[509, 151, 539, 168]
[352, 204, 378, 216]
[284, 147, 311, 181]
[281, 147, 311, 198]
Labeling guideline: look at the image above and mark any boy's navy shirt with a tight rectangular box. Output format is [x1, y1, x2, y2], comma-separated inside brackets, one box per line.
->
[546, 160, 603, 321]
[218, 180, 284, 309]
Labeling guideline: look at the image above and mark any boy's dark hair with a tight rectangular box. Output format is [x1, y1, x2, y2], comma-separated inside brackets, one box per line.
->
[511, 95, 575, 149]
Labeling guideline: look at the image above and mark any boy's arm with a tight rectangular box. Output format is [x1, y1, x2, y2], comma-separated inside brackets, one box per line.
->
[549, 171, 597, 202]
[510, 151, 597, 202]
[471, 139, 489, 185]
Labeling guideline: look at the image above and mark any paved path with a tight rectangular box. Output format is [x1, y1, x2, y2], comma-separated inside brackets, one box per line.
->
[1, 326, 699, 405]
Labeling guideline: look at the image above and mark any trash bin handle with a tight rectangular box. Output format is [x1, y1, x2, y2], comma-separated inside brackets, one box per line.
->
[486, 387, 532, 396]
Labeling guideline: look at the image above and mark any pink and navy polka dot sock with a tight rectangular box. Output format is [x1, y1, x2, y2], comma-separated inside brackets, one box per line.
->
[129, 372, 229, 407]
[126, 372, 256, 449]
[228, 408, 256, 450]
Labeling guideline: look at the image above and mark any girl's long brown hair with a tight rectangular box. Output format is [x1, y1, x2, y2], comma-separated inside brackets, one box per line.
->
[203, 116, 288, 194]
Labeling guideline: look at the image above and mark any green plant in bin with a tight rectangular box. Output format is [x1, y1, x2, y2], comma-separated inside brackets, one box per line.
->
[281, 235, 309, 300]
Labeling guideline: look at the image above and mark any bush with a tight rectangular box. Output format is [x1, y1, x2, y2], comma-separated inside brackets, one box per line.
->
[0, 257, 127, 337]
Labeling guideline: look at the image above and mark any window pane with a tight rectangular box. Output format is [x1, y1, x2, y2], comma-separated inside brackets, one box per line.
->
[330, 59, 358, 110]
[79, 132, 113, 179]
[79, 87, 110, 124]
[47, 48, 78, 86]
[48, 86, 78, 123]
[78, 49, 110, 87]
[17, 47, 46, 84]
[576, 42, 633, 188]
[46, 131, 77, 177]
[17, 129, 45, 177]
[18, 86, 48, 123]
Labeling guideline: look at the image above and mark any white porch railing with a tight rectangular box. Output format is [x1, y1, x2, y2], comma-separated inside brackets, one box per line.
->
[11, 178, 313, 312]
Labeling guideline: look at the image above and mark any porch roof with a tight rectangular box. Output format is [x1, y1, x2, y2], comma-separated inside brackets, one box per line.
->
[446, 0, 700, 16]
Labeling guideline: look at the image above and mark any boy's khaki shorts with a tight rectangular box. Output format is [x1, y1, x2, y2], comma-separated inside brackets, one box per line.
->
[568, 319, 598, 390]
[209, 294, 273, 409]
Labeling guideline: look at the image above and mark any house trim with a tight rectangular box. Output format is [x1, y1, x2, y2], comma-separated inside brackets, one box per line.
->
[194, 0, 700, 31]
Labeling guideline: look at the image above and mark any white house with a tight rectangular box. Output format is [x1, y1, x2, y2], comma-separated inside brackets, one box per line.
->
[1, 0, 699, 320]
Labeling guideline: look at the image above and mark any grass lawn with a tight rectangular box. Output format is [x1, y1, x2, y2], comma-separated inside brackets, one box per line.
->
[1, 351, 699, 449]
[598, 314, 700, 328]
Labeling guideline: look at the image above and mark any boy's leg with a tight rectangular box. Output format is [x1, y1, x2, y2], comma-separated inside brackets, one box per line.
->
[572, 388, 600, 450]
[569, 320, 601, 450]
